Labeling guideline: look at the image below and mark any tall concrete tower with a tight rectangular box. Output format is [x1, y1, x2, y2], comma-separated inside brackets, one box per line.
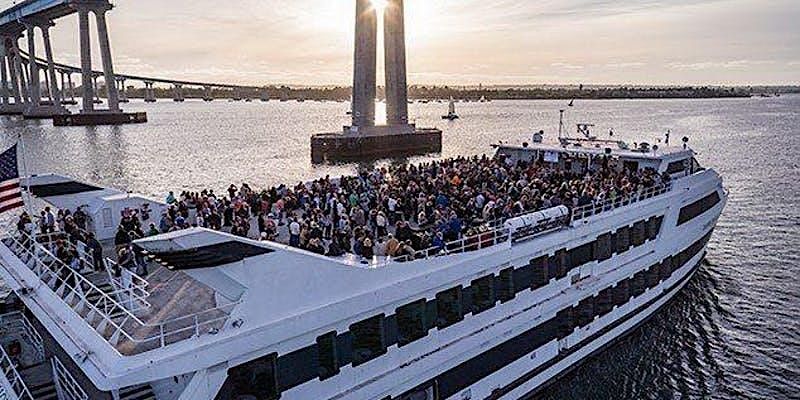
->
[383, 0, 409, 126]
[352, 0, 377, 128]
[312, 0, 441, 163]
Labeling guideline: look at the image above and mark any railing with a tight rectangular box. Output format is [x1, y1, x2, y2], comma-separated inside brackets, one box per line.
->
[104, 258, 150, 311]
[33, 232, 99, 273]
[570, 184, 672, 223]
[0, 341, 34, 400]
[393, 226, 511, 262]
[0, 312, 45, 365]
[1, 230, 240, 353]
[51, 357, 88, 400]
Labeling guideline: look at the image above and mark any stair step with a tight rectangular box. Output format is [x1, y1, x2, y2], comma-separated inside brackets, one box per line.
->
[120, 384, 156, 400]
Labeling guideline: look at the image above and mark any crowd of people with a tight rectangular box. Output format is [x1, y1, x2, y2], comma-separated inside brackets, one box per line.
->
[150, 153, 668, 260]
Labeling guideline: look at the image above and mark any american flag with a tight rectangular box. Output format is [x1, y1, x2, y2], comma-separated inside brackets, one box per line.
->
[0, 144, 24, 214]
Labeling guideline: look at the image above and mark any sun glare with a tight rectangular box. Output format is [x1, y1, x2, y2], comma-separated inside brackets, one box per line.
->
[371, 0, 388, 12]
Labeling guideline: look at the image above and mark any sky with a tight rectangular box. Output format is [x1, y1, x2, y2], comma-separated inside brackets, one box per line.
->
[7, 0, 800, 86]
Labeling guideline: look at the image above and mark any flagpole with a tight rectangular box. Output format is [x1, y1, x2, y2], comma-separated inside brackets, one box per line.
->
[17, 132, 34, 219]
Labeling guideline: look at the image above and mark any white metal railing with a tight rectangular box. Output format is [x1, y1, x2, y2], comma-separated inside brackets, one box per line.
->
[51, 357, 88, 400]
[104, 258, 150, 311]
[0, 341, 34, 400]
[2, 230, 240, 354]
[33, 232, 97, 273]
[570, 183, 672, 223]
[393, 226, 511, 262]
[0, 312, 44, 365]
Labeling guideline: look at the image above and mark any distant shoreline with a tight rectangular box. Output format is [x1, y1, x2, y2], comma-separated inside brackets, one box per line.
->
[109, 85, 794, 101]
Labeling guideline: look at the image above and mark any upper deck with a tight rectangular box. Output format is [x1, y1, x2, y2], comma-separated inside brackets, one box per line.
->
[0, 140, 705, 390]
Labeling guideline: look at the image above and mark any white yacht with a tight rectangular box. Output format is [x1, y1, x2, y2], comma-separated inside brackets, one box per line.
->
[0, 135, 726, 400]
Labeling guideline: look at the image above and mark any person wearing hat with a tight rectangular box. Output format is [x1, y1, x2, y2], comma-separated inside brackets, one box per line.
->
[361, 237, 374, 259]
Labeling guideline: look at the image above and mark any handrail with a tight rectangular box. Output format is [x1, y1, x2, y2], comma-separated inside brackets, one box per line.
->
[570, 183, 672, 223]
[0, 341, 34, 400]
[393, 225, 511, 262]
[51, 357, 88, 400]
[33, 232, 97, 272]
[0, 312, 45, 364]
[2, 231, 241, 353]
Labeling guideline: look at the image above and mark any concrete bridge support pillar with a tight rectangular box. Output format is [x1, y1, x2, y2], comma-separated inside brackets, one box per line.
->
[384, 0, 409, 126]
[117, 77, 128, 102]
[92, 74, 101, 102]
[25, 25, 41, 110]
[93, 7, 120, 112]
[40, 23, 66, 113]
[233, 87, 242, 101]
[143, 81, 156, 102]
[67, 72, 75, 102]
[0, 44, 8, 107]
[173, 84, 184, 102]
[352, 0, 377, 128]
[78, 7, 94, 112]
[260, 87, 269, 102]
[9, 38, 27, 107]
[203, 86, 213, 101]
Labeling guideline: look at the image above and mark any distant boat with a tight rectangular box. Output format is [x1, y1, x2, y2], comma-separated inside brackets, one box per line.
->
[479, 96, 488, 103]
[442, 98, 459, 120]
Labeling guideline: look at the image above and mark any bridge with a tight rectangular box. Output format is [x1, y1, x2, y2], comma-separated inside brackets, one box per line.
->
[0, 0, 301, 126]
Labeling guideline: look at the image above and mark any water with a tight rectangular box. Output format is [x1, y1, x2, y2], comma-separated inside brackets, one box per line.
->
[2, 96, 799, 399]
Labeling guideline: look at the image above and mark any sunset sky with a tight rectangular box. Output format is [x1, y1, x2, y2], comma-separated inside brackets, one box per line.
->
[9, 0, 800, 86]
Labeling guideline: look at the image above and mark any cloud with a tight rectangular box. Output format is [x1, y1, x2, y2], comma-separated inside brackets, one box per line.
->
[605, 62, 647, 69]
[667, 60, 775, 70]
[551, 62, 584, 70]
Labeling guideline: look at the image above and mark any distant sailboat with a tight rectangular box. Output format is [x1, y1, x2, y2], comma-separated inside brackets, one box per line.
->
[442, 97, 459, 120]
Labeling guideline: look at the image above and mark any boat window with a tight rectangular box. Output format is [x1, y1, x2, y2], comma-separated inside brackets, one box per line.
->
[576, 297, 595, 327]
[659, 257, 673, 281]
[595, 288, 614, 317]
[646, 216, 663, 241]
[556, 307, 576, 339]
[614, 226, 631, 254]
[471, 275, 496, 314]
[666, 159, 690, 175]
[497, 267, 515, 303]
[678, 191, 721, 226]
[226, 353, 280, 400]
[396, 300, 428, 347]
[594, 233, 612, 262]
[645, 264, 661, 288]
[350, 314, 387, 366]
[612, 279, 630, 306]
[102, 207, 113, 228]
[631, 271, 647, 297]
[399, 381, 439, 400]
[530, 256, 549, 289]
[632, 220, 646, 247]
[554, 249, 569, 279]
[316, 332, 339, 380]
[436, 286, 463, 329]
[569, 242, 594, 269]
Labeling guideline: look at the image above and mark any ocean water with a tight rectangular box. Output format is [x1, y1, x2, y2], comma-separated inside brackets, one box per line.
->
[1, 96, 798, 399]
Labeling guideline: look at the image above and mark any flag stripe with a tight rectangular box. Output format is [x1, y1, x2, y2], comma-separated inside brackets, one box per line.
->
[0, 198, 24, 214]
[0, 178, 19, 192]
[0, 188, 21, 204]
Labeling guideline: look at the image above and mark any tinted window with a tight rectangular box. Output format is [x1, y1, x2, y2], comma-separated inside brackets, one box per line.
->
[436, 286, 463, 329]
[666, 159, 689, 174]
[471, 275, 496, 314]
[556, 307, 576, 338]
[596, 288, 614, 317]
[631, 271, 647, 297]
[659, 257, 673, 281]
[632, 220, 646, 247]
[594, 233, 612, 262]
[646, 216, 663, 241]
[645, 264, 661, 288]
[497, 267, 515, 303]
[678, 192, 721, 225]
[612, 279, 630, 306]
[316, 332, 339, 380]
[569, 242, 594, 269]
[531, 256, 549, 289]
[350, 314, 386, 366]
[614, 226, 631, 254]
[227, 353, 279, 400]
[576, 297, 595, 327]
[396, 300, 428, 347]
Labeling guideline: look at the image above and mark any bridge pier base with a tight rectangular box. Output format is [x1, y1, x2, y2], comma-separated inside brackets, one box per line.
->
[144, 81, 156, 102]
[70, 3, 146, 125]
[173, 84, 184, 102]
[22, 23, 69, 119]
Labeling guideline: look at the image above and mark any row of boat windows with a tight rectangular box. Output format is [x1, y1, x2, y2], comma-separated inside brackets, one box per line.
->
[218, 214, 665, 399]
[678, 191, 721, 226]
[395, 229, 715, 400]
